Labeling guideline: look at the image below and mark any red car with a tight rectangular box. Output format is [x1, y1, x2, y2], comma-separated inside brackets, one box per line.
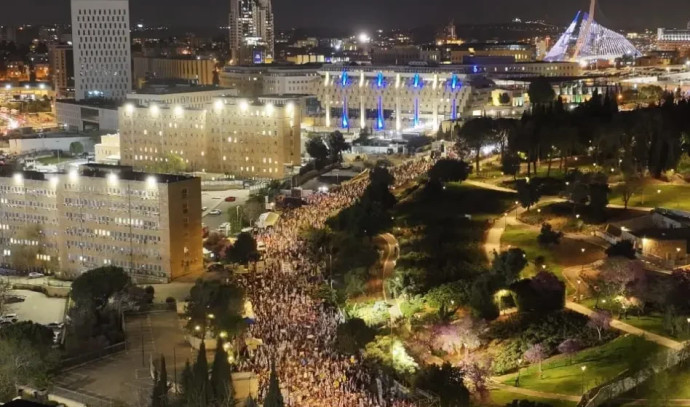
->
[224, 196, 236, 202]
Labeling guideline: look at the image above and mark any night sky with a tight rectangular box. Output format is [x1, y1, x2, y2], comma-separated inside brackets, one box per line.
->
[3, 0, 690, 31]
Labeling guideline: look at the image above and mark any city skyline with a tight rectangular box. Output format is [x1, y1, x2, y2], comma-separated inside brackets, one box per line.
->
[4, 0, 690, 31]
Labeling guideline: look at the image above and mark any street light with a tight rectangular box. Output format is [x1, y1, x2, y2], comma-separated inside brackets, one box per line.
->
[516, 358, 523, 387]
[581, 365, 587, 393]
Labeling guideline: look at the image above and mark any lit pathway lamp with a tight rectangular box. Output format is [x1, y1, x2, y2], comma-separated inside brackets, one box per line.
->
[581, 365, 587, 394]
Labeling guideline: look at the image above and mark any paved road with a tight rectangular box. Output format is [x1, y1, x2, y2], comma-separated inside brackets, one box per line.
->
[374, 233, 399, 279]
[57, 311, 190, 407]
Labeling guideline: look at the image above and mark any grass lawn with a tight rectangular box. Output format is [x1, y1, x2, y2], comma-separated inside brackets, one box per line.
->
[500, 335, 663, 396]
[610, 183, 690, 209]
[37, 155, 74, 165]
[624, 363, 690, 400]
[488, 388, 578, 407]
[501, 224, 605, 284]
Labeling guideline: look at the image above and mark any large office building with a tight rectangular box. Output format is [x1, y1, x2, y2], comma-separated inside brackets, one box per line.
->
[657, 25, 690, 54]
[126, 81, 235, 109]
[49, 43, 75, 99]
[70, 0, 132, 100]
[132, 56, 218, 87]
[119, 96, 301, 179]
[449, 42, 536, 63]
[228, 0, 275, 64]
[0, 164, 203, 282]
[219, 65, 321, 96]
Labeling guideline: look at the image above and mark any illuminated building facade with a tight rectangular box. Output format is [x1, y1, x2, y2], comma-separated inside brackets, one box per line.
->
[0, 165, 203, 282]
[119, 96, 301, 179]
[70, 0, 133, 100]
[545, 11, 641, 62]
[315, 66, 485, 133]
[228, 0, 275, 64]
[657, 26, 690, 54]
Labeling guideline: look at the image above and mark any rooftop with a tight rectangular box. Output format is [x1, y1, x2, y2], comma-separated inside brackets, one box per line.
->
[55, 98, 121, 110]
[0, 164, 197, 184]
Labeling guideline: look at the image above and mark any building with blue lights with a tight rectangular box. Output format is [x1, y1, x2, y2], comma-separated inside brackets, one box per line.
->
[316, 66, 494, 133]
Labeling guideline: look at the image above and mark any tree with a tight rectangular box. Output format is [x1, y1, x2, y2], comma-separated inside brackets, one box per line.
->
[458, 117, 496, 173]
[10, 225, 47, 272]
[469, 273, 500, 320]
[588, 182, 610, 222]
[588, 310, 612, 341]
[491, 248, 528, 285]
[523, 343, 548, 379]
[597, 257, 646, 299]
[241, 196, 265, 227]
[537, 223, 563, 246]
[428, 159, 471, 184]
[306, 136, 329, 168]
[528, 77, 556, 106]
[557, 339, 581, 365]
[619, 175, 643, 209]
[186, 279, 246, 339]
[606, 240, 637, 259]
[264, 361, 285, 407]
[245, 396, 259, 407]
[71, 266, 132, 309]
[0, 322, 60, 401]
[501, 152, 521, 180]
[151, 355, 169, 407]
[499, 92, 511, 105]
[0, 279, 9, 317]
[180, 361, 195, 406]
[335, 318, 375, 355]
[511, 271, 565, 313]
[149, 152, 186, 174]
[69, 141, 84, 156]
[327, 130, 349, 162]
[516, 179, 541, 210]
[414, 363, 470, 407]
[226, 232, 257, 265]
[210, 339, 233, 405]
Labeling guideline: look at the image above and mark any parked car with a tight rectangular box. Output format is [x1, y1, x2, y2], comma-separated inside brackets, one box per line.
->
[0, 314, 18, 323]
[224, 196, 236, 202]
[219, 222, 230, 229]
[45, 322, 64, 330]
[208, 209, 222, 216]
[27, 272, 44, 279]
[202, 207, 208, 212]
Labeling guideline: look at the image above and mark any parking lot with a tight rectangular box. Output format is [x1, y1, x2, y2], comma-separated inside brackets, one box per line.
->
[202, 189, 249, 231]
[4, 289, 66, 325]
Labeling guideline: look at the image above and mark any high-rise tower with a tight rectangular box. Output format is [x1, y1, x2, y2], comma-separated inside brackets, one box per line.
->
[229, 0, 274, 64]
[71, 0, 132, 100]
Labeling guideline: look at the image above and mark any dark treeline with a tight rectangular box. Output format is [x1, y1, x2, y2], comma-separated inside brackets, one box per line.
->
[453, 88, 690, 179]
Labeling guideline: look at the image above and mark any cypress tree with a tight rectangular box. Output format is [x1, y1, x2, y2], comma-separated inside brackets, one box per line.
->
[210, 339, 234, 406]
[263, 361, 284, 407]
[192, 341, 210, 406]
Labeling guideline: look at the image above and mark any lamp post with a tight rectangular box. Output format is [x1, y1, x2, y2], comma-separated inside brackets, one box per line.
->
[515, 358, 522, 387]
[581, 365, 587, 394]
[504, 212, 508, 228]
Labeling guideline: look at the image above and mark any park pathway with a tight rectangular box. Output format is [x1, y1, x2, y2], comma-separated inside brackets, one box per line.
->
[470, 179, 684, 350]
[565, 301, 684, 350]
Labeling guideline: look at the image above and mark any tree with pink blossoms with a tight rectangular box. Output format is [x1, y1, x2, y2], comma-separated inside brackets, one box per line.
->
[588, 310, 612, 342]
[557, 338, 581, 365]
[523, 343, 548, 379]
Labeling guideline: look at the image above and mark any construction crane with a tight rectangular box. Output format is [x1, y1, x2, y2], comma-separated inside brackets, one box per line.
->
[572, 0, 596, 61]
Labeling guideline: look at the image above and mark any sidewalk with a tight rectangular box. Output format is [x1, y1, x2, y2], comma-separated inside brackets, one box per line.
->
[491, 382, 581, 403]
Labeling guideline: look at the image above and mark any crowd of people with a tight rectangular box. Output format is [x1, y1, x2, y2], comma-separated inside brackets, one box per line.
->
[236, 158, 434, 406]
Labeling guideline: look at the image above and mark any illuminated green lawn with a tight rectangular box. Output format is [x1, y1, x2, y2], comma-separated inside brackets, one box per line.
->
[500, 335, 662, 396]
[610, 183, 690, 210]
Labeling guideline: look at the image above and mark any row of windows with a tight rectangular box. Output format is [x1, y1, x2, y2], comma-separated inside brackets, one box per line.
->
[77, 8, 126, 16]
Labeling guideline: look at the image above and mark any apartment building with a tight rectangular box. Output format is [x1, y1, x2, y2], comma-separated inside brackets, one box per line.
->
[119, 96, 301, 179]
[0, 164, 202, 282]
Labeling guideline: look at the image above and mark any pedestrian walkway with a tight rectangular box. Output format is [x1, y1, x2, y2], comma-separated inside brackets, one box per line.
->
[565, 301, 684, 350]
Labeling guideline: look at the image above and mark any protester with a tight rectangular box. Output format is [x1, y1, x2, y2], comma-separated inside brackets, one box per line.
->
[236, 158, 433, 406]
